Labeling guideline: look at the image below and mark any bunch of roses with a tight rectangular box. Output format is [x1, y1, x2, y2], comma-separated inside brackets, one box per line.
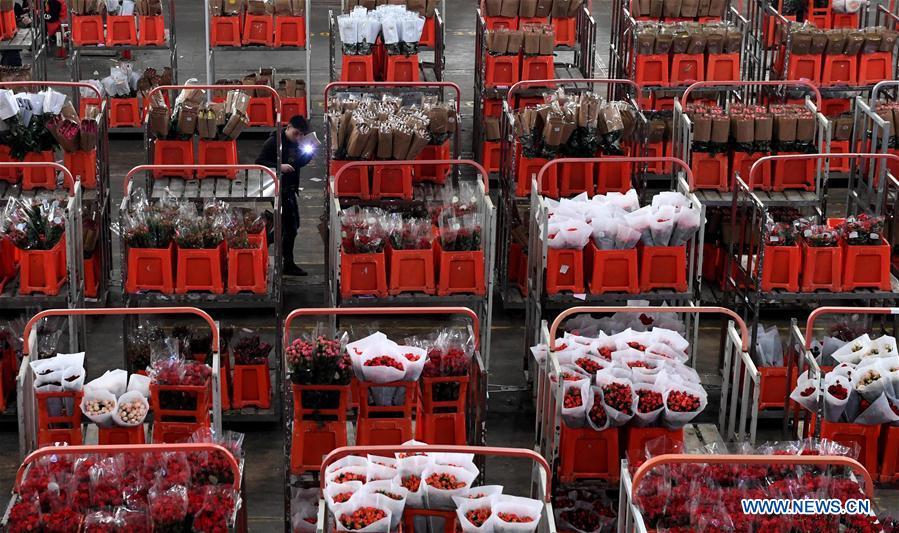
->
[149, 485, 188, 532]
[364, 355, 404, 371]
[285, 336, 350, 386]
[637, 389, 663, 414]
[602, 382, 633, 415]
[666, 389, 701, 412]
[231, 334, 272, 366]
[339, 507, 386, 531]
[425, 472, 465, 490]
[563, 386, 583, 408]
[464, 507, 492, 527]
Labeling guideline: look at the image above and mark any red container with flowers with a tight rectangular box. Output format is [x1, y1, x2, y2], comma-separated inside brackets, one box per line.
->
[5, 200, 68, 295]
[387, 216, 435, 295]
[340, 207, 388, 298]
[21, 150, 57, 190]
[226, 211, 267, 294]
[287, 335, 352, 473]
[0, 236, 18, 293]
[174, 209, 226, 294]
[230, 333, 272, 410]
[122, 197, 176, 294]
[149, 359, 212, 443]
[417, 335, 473, 445]
[800, 223, 842, 292]
[838, 214, 891, 291]
[436, 213, 486, 296]
[760, 222, 800, 293]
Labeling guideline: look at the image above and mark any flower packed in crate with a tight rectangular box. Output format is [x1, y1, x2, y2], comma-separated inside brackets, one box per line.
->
[2, 196, 66, 251]
[341, 206, 388, 254]
[223, 207, 266, 249]
[231, 333, 272, 366]
[122, 189, 177, 249]
[765, 221, 797, 246]
[387, 214, 433, 250]
[804, 224, 840, 247]
[841, 214, 885, 246]
[286, 334, 351, 385]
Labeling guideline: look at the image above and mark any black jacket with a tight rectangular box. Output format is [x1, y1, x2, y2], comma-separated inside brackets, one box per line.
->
[44, 0, 62, 23]
[255, 130, 313, 192]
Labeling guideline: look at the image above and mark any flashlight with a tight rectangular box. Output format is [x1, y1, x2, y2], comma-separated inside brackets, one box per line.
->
[301, 143, 316, 155]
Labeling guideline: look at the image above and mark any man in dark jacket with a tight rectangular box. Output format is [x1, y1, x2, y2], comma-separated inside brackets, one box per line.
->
[256, 115, 314, 276]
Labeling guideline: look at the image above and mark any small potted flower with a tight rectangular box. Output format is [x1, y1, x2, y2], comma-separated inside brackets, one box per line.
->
[800, 224, 842, 292]
[839, 214, 890, 291]
[340, 206, 388, 298]
[123, 193, 177, 294]
[761, 221, 800, 293]
[230, 333, 272, 409]
[4, 199, 68, 296]
[387, 216, 436, 295]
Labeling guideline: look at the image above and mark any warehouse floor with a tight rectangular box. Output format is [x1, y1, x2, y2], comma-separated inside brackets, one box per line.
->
[1, 0, 896, 528]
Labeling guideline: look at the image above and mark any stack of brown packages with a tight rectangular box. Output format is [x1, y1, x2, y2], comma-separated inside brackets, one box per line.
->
[487, 28, 525, 55]
[482, 0, 556, 17]
[277, 78, 307, 99]
[632, 0, 726, 20]
[135, 67, 173, 101]
[209, 0, 246, 16]
[222, 90, 250, 139]
[272, 0, 306, 16]
[729, 103, 772, 152]
[688, 101, 814, 152]
[242, 68, 273, 96]
[645, 111, 672, 145]
[135, 0, 164, 16]
[687, 102, 731, 151]
[148, 91, 171, 138]
[246, 0, 274, 15]
[770, 104, 816, 150]
[70, 0, 102, 15]
[522, 24, 555, 55]
[635, 21, 742, 55]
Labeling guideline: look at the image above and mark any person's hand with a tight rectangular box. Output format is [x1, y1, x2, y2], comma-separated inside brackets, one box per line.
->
[280, 163, 295, 174]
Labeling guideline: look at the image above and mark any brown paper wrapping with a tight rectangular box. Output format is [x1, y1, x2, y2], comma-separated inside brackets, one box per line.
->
[711, 115, 730, 143]
[809, 32, 827, 54]
[637, 28, 656, 55]
[654, 32, 673, 54]
[223, 0, 245, 15]
[360, 127, 379, 160]
[825, 30, 845, 55]
[500, 0, 520, 18]
[534, 0, 552, 16]
[552, 0, 571, 17]
[407, 131, 431, 160]
[697, 0, 711, 17]
[680, 0, 699, 17]
[863, 30, 883, 54]
[880, 29, 899, 53]
[774, 115, 797, 142]
[833, 115, 853, 141]
[650, 0, 663, 18]
[485, 117, 502, 141]
[754, 115, 773, 142]
[346, 124, 370, 158]
[485, 0, 502, 16]
[507, 30, 524, 53]
[672, 31, 690, 54]
[150, 107, 170, 138]
[488, 29, 510, 54]
[724, 30, 742, 53]
[692, 114, 712, 143]
[706, 30, 725, 54]
[843, 32, 865, 55]
[519, 0, 537, 17]
[524, 28, 541, 55]
[539, 29, 554, 54]
[177, 103, 199, 136]
[708, 0, 725, 17]
[732, 116, 754, 144]
[796, 116, 815, 142]
[223, 111, 249, 140]
[686, 33, 706, 54]
[662, 0, 681, 18]
[392, 128, 413, 159]
[648, 119, 667, 142]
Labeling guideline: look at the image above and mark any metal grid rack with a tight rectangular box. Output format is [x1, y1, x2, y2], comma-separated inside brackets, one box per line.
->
[283, 308, 489, 533]
[671, 80, 830, 211]
[1, 442, 248, 532]
[850, 81, 899, 216]
[0, 0, 48, 79]
[204, 0, 311, 132]
[69, 0, 179, 135]
[328, 0, 447, 83]
[121, 160, 283, 424]
[327, 160, 496, 363]
[493, 79, 646, 311]
[472, 5, 597, 163]
[0, 163, 84, 311]
[534, 305, 750, 488]
[16, 306, 225, 457]
[522, 157, 705, 371]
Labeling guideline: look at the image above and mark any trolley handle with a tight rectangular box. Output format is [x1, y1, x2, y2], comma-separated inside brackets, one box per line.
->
[506, 79, 638, 108]
[534, 157, 696, 192]
[283, 307, 481, 351]
[320, 445, 553, 502]
[332, 159, 490, 193]
[803, 305, 899, 350]
[631, 453, 875, 500]
[749, 153, 899, 194]
[322, 81, 463, 114]
[22, 307, 220, 356]
[0, 162, 77, 195]
[871, 80, 899, 107]
[678, 80, 822, 110]
[15, 443, 241, 491]
[548, 306, 750, 352]
[123, 164, 280, 195]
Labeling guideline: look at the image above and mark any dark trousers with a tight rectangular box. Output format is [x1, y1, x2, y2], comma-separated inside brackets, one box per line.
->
[282, 188, 300, 265]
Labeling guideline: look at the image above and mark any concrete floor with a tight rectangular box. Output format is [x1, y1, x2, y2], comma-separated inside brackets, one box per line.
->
[3, 0, 896, 528]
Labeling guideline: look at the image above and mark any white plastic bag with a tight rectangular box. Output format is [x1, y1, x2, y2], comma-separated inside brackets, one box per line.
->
[648, 205, 676, 247]
[789, 370, 820, 412]
[326, 455, 370, 476]
[560, 379, 590, 429]
[454, 494, 497, 533]
[338, 15, 360, 44]
[361, 480, 408, 530]
[852, 360, 888, 402]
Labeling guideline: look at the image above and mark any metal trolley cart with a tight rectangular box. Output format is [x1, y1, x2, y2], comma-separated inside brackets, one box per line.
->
[0, 0, 48, 79]
[17, 306, 225, 457]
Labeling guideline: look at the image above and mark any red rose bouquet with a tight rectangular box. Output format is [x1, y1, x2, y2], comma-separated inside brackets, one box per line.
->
[192, 486, 237, 533]
[83, 510, 118, 532]
[662, 384, 707, 429]
[633, 383, 665, 426]
[587, 387, 609, 430]
[804, 224, 839, 247]
[231, 333, 272, 366]
[43, 507, 83, 533]
[336, 502, 391, 532]
[388, 216, 434, 251]
[455, 494, 496, 533]
[561, 380, 590, 429]
[598, 372, 635, 426]
[841, 214, 885, 246]
[8, 498, 42, 533]
[421, 465, 477, 509]
[148, 484, 188, 533]
[89, 457, 124, 509]
[765, 221, 797, 246]
[492, 495, 543, 533]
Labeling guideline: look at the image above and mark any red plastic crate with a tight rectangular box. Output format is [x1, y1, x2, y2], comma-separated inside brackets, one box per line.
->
[417, 376, 469, 445]
[63, 150, 97, 189]
[559, 426, 620, 483]
[484, 16, 518, 31]
[152, 421, 205, 444]
[18, 236, 67, 296]
[150, 380, 211, 424]
[153, 140, 194, 177]
[521, 55, 554, 81]
[639, 245, 687, 292]
[72, 15, 103, 45]
[227, 233, 267, 294]
[482, 140, 502, 174]
[175, 243, 226, 294]
[36, 390, 83, 447]
[210, 16, 241, 46]
[817, 420, 881, 476]
[247, 96, 275, 126]
[106, 15, 137, 45]
[625, 426, 684, 466]
[596, 159, 632, 193]
[109, 97, 141, 128]
[786, 53, 822, 83]
[84, 253, 100, 299]
[0, 9, 14, 39]
[387, 244, 436, 295]
[635, 54, 669, 86]
[545, 248, 584, 294]
[0, 237, 16, 293]
[435, 242, 486, 296]
[138, 15, 166, 45]
[482, 98, 504, 118]
[757, 366, 798, 410]
[558, 161, 595, 196]
[232, 361, 272, 409]
[356, 381, 416, 445]
[691, 151, 729, 190]
[643, 141, 670, 174]
[706, 53, 740, 82]
[761, 244, 800, 292]
[516, 155, 557, 197]
[828, 140, 851, 172]
[587, 243, 638, 294]
[385, 53, 420, 82]
[243, 14, 274, 45]
[0, 144, 17, 182]
[341, 251, 388, 298]
[414, 142, 451, 183]
[670, 53, 705, 85]
[281, 97, 307, 123]
[880, 425, 899, 483]
[331, 160, 370, 198]
[21, 150, 56, 190]
[832, 12, 858, 28]
[275, 16, 306, 47]
[372, 165, 413, 199]
[732, 151, 771, 190]
[341, 54, 375, 82]
[126, 243, 175, 294]
[485, 55, 520, 88]
[842, 240, 891, 291]
[419, 16, 435, 47]
[552, 16, 576, 46]
[197, 139, 238, 178]
[859, 51, 892, 85]
[822, 54, 858, 86]
[801, 243, 842, 292]
[772, 153, 815, 191]
[98, 425, 145, 445]
[291, 384, 350, 473]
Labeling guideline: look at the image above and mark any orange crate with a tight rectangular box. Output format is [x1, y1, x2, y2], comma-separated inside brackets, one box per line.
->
[482, 141, 502, 174]
[21, 150, 57, 190]
[822, 54, 858, 86]
[485, 55, 520, 88]
[558, 161, 595, 196]
[138, 15, 165, 45]
[880, 425, 899, 483]
[706, 53, 740, 82]
[0, 144, 17, 182]
[587, 243, 638, 294]
[331, 160, 370, 198]
[243, 14, 274, 45]
[419, 16, 436, 47]
[84, 253, 100, 299]
[817, 420, 881, 476]
[106, 15, 138, 45]
[785, 53, 822, 83]
[150, 380, 211, 424]
[387, 244, 436, 295]
[545, 248, 585, 294]
[643, 141, 670, 174]
[516, 155, 557, 197]
[772, 153, 815, 191]
[801, 242, 842, 292]
[635, 54, 669, 86]
[197, 140, 238, 178]
[828, 140, 851, 172]
[275, 16, 306, 47]
[210, 16, 241, 46]
[639, 245, 687, 292]
[842, 240, 891, 291]
[435, 242, 486, 296]
[356, 381, 416, 446]
[691, 151, 729, 190]
[78, 97, 103, 121]
[340, 251, 388, 298]
[291, 384, 350, 473]
[227, 233, 267, 294]
[153, 139, 194, 177]
[126, 243, 175, 294]
[596, 158, 632, 193]
[98, 425, 145, 445]
[624, 426, 683, 466]
[484, 16, 518, 31]
[521, 55, 554, 81]
[858, 51, 892, 85]
[0, 237, 16, 293]
[63, 150, 97, 189]
[175, 243, 225, 294]
[832, 12, 858, 28]
[552, 16, 576, 46]
[413, 142, 451, 183]
[281, 97, 307, 123]
[232, 361, 272, 409]
[109, 97, 141, 128]
[670, 53, 705, 85]
[18, 236, 67, 296]
[36, 390, 83, 447]
[372, 165, 413, 200]
[341, 54, 375, 82]
[761, 244, 800, 292]
[152, 421, 205, 444]
[758, 366, 798, 410]
[247, 96, 275, 126]
[0, 9, 14, 39]
[72, 15, 103, 45]
[417, 375, 469, 445]
[559, 426, 619, 483]
[385, 53, 420, 82]
[732, 151, 771, 190]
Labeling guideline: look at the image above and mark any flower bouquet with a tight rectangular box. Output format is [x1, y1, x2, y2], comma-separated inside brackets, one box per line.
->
[662, 382, 707, 429]
[491, 495, 544, 533]
[4, 197, 66, 251]
[335, 502, 391, 532]
[361, 480, 409, 530]
[192, 486, 238, 533]
[232, 333, 271, 366]
[421, 464, 478, 509]
[454, 495, 495, 533]
[439, 213, 482, 252]
[765, 221, 797, 246]
[804, 224, 840, 247]
[560, 379, 591, 429]
[419, 327, 474, 402]
[148, 484, 188, 533]
[841, 214, 885, 246]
